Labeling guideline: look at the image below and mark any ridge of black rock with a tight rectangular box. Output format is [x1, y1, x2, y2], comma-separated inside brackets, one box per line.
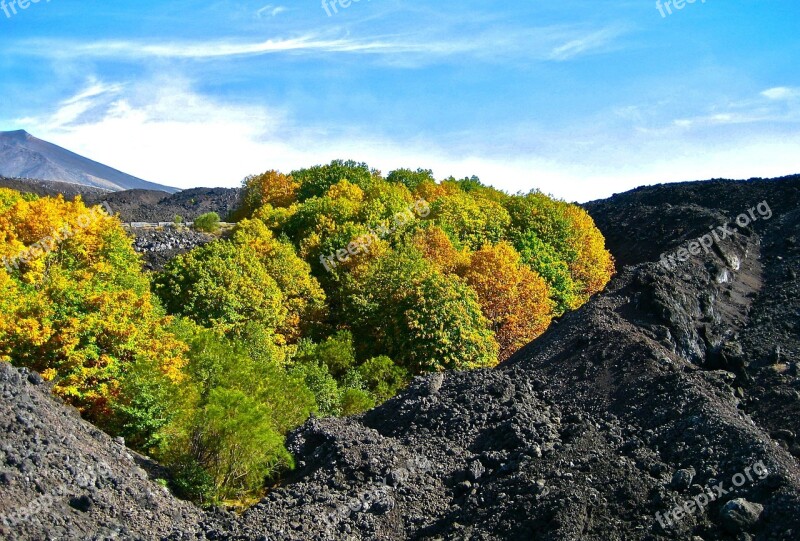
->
[1, 175, 799, 540]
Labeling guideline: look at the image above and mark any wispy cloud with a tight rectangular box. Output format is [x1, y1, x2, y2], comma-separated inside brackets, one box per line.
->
[671, 88, 800, 129]
[256, 4, 287, 18]
[548, 27, 626, 61]
[17, 78, 800, 204]
[15, 25, 627, 64]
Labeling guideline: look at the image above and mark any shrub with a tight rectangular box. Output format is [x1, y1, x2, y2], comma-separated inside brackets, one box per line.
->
[193, 212, 221, 233]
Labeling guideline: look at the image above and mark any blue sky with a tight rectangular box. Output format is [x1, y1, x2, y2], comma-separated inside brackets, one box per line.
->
[0, 0, 798, 201]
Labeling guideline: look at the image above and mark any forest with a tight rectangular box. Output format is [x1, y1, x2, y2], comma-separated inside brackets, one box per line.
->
[0, 160, 614, 505]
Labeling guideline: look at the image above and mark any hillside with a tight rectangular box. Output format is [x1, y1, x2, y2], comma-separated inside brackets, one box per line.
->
[84, 187, 242, 223]
[1, 175, 799, 540]
[0, 130, 177, 193]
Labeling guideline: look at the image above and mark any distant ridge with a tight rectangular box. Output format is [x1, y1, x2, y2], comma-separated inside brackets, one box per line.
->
[0, 130, 177, 193]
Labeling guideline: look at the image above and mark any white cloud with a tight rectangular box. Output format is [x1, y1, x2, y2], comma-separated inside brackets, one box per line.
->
[761, 87, 799, 100]
[257, 5, 287, 18]
[13, 79, 800, 203]
[548, 27, 625, 61]
[15, 24, 627, 64]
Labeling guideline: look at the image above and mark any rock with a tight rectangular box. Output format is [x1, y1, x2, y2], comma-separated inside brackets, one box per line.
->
[69, 495, 94, 513]
[425, 373, 444, 396]
[467, 460, 485, 482]
[720, 499, 764, 533]
[670, 468, 695, 491]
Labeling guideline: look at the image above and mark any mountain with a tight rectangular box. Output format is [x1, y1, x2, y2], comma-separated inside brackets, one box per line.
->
[1, 175, 799, 540]
[0, 130, 177, 193]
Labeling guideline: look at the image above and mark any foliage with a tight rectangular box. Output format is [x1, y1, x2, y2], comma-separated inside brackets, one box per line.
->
[343, 248, 499, 373]
[193, 212, 221, 233]
[0, 194, 187, 424]
[410, 225, 468, 274]
[237, 170, 299, 219]
[386, 168, 435, 192]
[154, 241, 286, 336]
[160, 323, 315, 502]
[293, 160, 378, 202]
[504, 191, 615, 299]
[355, 355, 409, 403]
[0, 162, 616, 506]
[463, 242, 554, 361]
[513, 230, 582, 315]
[231, 219, 326, 341]
[428, 191, 511, 250]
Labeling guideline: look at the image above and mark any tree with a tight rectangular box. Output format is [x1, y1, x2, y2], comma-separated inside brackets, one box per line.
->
[387, 168, 435, 192]
[232, 219, 327, 341]
[154, 241, 286, 336]
[429, 192, 511, 250]
[160, 323, 315, 502]
[355, 355, 409, 403]
[344, 248, 498, 373]
[237, 170, 299, 219]
[193, 212, 221, 233]
[513, 230, 582, 315]
[0, 194, 187, 424]
[294, 160, 378, 201]
[410, 225, 468, 275]
[504, 192, 614, 298]
[463, 242, 554, 361]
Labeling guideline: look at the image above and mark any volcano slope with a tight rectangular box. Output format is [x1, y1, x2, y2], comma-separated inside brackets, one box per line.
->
[1, 175, 799, 540]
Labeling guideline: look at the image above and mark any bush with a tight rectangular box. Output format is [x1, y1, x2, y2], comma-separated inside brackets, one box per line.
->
[193, 212, 221, 233]
[355, 355, 409, 403]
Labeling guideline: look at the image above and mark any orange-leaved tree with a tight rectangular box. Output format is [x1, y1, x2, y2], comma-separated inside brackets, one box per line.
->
[463, 242, 555, 361]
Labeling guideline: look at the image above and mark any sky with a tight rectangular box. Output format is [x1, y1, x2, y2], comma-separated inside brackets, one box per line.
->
[0, 0, 798, 202]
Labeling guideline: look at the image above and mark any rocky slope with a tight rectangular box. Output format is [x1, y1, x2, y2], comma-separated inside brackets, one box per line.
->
[85, 187, 242, 223]
[130, 229, 215, 271]
[1, 175, 799, 540]
[0, 364, 208, 540]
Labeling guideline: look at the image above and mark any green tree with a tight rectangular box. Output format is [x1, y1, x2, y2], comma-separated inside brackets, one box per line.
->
[162, 323, 315, 502]
[355, 355, 409, 403]
[344, 248, 499, 373]
[513, 230, 582, 315]
[294, 160, 378, 201]
[154, 241, 286, 336]
[193, 212, 221, 233]
[386, 168, 435, 193]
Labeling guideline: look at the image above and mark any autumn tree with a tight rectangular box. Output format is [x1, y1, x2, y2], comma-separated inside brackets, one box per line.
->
[410, 225, 468, 274]
[429, 191, 511, 250]
[0, 193, 187, 424]
[237, 170, 299, 220]
[463, 242, 554, 361]
[504, 191, 614, 299]
[231, 219, 326, 341]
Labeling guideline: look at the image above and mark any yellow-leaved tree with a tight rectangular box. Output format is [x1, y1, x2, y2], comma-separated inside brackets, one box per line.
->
[0, 190, 186, 426]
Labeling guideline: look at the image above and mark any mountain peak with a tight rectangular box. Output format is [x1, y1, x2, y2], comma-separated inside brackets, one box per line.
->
[1, 129, 33, 141]
[0, 130, 178, 193]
